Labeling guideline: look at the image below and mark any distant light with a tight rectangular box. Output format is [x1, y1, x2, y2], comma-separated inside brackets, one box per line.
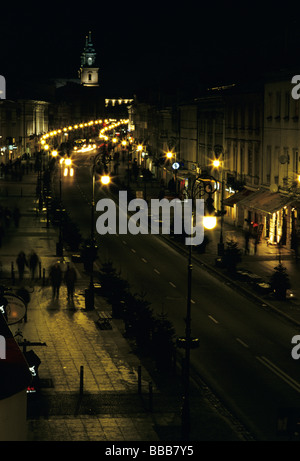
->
[203, 216, 217, 229]
[101, 175, 110, 185]
[65, 158, 72, 166]
[172, 162, 180, 170]
[213, 159, 220, 168]
[166, 151, 173, 159]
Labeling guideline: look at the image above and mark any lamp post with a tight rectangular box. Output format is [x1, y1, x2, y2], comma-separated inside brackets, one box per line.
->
[56, 157, 65, 257]
[179, 173, 217, 440]
[212, 159, 225, 256]
[85, 152, 110, 311]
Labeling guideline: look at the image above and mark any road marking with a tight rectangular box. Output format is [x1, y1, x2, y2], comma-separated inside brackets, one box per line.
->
[208, 315, 219, 324]
[131, 248, 136, 253]
[191, 299, 195, 304]
[169, 282, 176, 288]
[256, 356, 300, 394]
[141, 258, 147, 263]
[154, 269, 160, 275]
[122, 240, 127, 244]
[236, 338, 249, 348]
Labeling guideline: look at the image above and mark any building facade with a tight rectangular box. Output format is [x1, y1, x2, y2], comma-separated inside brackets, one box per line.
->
[0, 99, 49, 162]
[130, 72, 300, 249]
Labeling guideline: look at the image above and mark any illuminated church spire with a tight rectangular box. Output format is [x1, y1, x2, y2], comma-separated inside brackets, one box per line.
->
[79, 31, 99, 87]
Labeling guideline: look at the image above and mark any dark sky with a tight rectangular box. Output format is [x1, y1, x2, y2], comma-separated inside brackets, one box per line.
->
[1, 2, 300, 96]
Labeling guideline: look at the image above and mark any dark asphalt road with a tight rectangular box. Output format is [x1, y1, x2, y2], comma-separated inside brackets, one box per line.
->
[58, 151, 300, 440]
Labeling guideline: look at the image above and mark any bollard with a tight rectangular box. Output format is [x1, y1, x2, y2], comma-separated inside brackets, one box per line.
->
[42, 268, 45, 286]
[149, 381, 153, 412]
[138, 365, 142, 395]
[80, 366, 84, 396]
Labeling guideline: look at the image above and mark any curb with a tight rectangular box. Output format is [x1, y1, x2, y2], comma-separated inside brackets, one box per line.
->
[159, 234, 300, 329]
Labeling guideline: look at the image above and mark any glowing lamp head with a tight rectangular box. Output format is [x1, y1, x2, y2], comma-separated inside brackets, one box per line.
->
[51, 150, 58, 157]
[65, 158, 72, 166]
[213, 159, 220, 168]
[166, 151, 173, 159]
[203, 215, 217, 230]
[100, 175, 110, 185]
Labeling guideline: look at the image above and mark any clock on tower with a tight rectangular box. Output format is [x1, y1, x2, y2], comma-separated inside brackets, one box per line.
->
[79, 31, 99, 87]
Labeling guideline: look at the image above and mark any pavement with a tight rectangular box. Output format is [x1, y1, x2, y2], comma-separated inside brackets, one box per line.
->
[1, 159, 299, 442]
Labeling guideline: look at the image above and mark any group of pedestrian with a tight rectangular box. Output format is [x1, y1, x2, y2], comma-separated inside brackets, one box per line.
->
[16, 250, 39, 281]
[49, 262, 77, 303]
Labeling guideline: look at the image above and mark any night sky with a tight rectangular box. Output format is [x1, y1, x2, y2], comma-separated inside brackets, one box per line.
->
[1, 2, 300, 95]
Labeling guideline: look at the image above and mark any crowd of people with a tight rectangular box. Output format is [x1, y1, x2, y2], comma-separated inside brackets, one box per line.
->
[15, 250, 78, 304]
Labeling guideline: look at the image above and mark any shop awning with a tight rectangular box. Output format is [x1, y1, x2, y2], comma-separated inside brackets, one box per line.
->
[238, 189, 295, 215]
[223, 188, 256, 207]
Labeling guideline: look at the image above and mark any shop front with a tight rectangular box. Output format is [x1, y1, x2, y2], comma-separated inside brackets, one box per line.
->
[235, 188, 296, 247]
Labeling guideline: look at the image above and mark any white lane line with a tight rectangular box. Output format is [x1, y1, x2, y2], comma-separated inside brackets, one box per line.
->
[131, 248, 136, 253]
[191, 299, 195, 304]
[122, 240, 127, 244]
[169, 282, 176, 288]
[208, 315, 219, 324]
[141, 258, 147, 263]
[236, 338, 249, 348]
[256, 356, 300, 394]
[154, 269, 160, 275]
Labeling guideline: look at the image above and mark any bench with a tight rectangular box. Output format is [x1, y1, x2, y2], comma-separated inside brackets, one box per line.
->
[95, 311, 112, 330]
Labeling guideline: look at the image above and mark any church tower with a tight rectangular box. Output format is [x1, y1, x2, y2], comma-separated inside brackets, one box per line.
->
[79, 31, 99, 87]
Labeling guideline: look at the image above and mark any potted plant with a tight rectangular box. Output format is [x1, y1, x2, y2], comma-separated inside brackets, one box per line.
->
[222, 239, 242, 273]
[270, 264, 291, 300]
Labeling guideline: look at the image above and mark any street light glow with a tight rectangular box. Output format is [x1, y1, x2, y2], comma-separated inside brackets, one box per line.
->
[203, 216, 217, 229]
[166, 151, 173, 159]
[100, 175, 110, 185]
[212, 159, 220, 168]
[65, 158, 72, 166]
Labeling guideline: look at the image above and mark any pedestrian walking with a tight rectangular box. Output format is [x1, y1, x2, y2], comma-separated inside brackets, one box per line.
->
[64, 263, 77, 303]
[49, 262, 62, 299]
[244, 231, 251, 255]
[16, 251, 28, 282]
[28, 251, 39, 280]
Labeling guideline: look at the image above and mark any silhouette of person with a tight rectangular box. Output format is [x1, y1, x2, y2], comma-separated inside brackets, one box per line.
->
[16, 251, 28, 281]
[28, 251, 39, 280]
[64, 264, 77, 302]
[49, 263, 62, 299]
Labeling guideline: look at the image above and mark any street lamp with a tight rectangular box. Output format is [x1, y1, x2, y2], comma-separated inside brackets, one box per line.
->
[85, 153, 111, 311]
[56, 158, 65, 256]
[179, 173, 217, 441]
[212, 158, 225, 255]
